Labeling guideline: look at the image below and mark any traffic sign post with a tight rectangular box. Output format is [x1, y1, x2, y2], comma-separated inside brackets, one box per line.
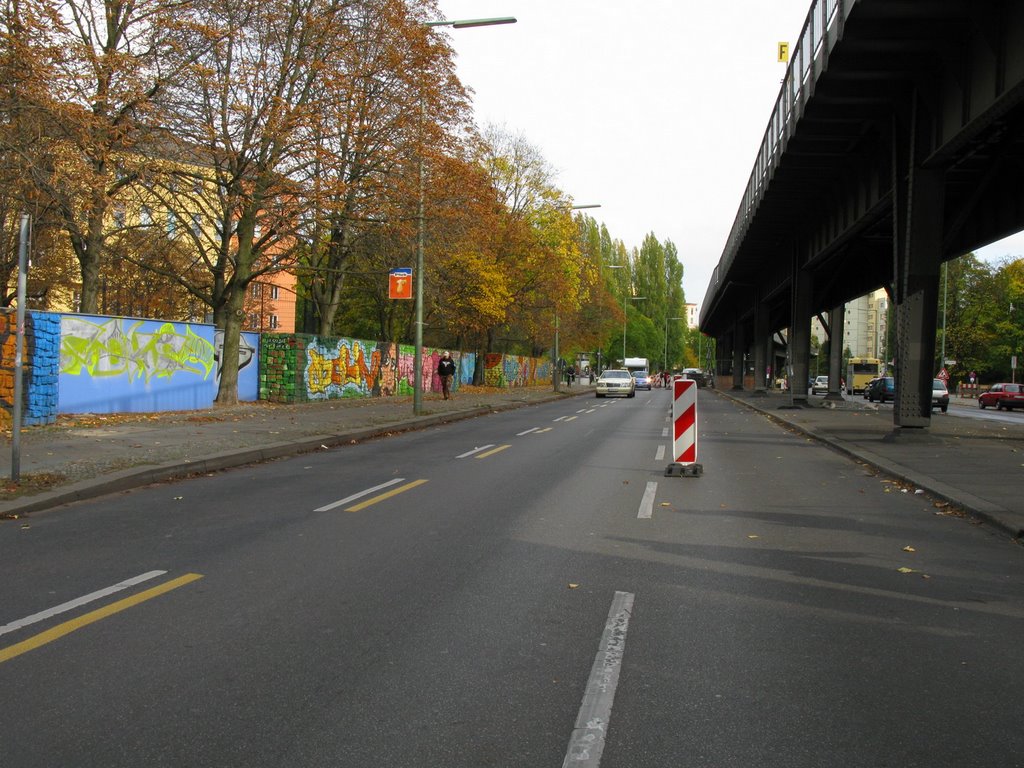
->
[389, 268, 412, 300]
[665, 377, 703, 478]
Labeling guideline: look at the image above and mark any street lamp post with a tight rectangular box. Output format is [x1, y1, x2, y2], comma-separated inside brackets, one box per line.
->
[414, 16, 515, 416]
[621, 296, 646, 362]
[551, 203, 601, 393]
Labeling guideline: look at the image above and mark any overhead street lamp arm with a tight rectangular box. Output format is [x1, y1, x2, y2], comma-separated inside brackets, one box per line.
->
[425, 17, 517, 28]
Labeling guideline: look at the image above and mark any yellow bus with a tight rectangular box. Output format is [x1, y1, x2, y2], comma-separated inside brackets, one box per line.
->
[846, 357, 881, 395]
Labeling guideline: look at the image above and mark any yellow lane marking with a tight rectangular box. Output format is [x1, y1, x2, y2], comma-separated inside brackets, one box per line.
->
[345, 478, 429, 512]
[535, 427, 553, 434]
[563, 415, 578, 422]
[475, 444, 511, 459]
[0, 573, 204, 665]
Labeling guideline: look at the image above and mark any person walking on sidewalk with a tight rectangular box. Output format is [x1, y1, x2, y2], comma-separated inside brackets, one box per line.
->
[437, 351, 456, 400]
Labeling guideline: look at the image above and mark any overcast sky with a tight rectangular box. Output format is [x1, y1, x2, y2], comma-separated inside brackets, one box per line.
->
[434, 0, 1024, 309]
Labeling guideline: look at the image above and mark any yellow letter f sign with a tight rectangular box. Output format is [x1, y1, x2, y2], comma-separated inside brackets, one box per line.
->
[778, 42, 790, 63]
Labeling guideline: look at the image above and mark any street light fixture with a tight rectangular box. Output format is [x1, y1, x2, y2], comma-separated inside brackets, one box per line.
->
[413, 16, 516, 415]
[605, 264, 645, 362]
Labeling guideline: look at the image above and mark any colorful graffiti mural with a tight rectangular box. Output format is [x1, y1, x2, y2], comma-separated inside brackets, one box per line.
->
[61, 316, 216, 383]
[305, 338, 385, 398]
[483, 353, 548, 387]
[58, 315, 219, 413]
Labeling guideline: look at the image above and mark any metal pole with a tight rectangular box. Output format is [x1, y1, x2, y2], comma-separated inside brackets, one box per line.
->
[552, 309, 560, 392]
[413, 99, 425, 416]
[11, 213, 30, 481]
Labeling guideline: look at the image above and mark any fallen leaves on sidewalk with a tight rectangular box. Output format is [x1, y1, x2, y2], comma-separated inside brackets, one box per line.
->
[0, 472, 67, 501]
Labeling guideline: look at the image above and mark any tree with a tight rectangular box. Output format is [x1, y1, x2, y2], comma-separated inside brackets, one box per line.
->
[2, 0, 209, 313]
[302, 0, 469, 336]
[149, 0, 363, 404]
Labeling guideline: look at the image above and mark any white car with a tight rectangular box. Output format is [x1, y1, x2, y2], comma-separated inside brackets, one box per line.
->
[596, 369, 636, 398]
[811, 375, 829, 395]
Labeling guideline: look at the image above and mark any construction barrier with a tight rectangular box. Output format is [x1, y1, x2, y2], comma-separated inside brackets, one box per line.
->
[665, 377, 703, 477]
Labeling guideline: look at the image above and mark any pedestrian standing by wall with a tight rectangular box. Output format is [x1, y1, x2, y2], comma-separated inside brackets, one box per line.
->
[437, 351, 456, 400]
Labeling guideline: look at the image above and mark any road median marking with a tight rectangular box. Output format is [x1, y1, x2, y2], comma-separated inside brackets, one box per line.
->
[474, 444, 511, 459]
[638, 481, 657, 519]
[315, 478, 406, 511]
[456, 444, 495, 458]
[344, 479, 429, 512]
[562, 590, 634, 767]
[0, 573, 203, 664]
[0, 570, 168, 637]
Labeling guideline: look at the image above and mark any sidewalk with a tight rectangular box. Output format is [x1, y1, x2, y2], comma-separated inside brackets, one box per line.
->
[713, 387, 1024, 539]
[0, 384, 592, 517]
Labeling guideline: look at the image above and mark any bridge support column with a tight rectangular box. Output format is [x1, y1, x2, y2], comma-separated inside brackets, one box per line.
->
[892, 107, 944, 429]
[790, 259, 812, 403]
[826, 304, 845, 402]
[731, 322, 744, 390]
[714, 332, 730, 388]
[752, 299, 769, 395]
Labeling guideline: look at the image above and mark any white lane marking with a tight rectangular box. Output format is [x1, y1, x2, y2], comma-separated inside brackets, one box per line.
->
[655, 445, 666, 462]
[576, 408, 588, 414]
[517, 427, 540, 436]
[562, 590, 635, 767]
[661, 427, 669, 437]
[553, 416, 570, 422]
[0, 570, 168, 637]
[315, 478, 405, 511]
[584, 408, 597, 414]
[638, 481, 657, 519]
[455, 444, 495, 459]
[563, 415, 578, 422]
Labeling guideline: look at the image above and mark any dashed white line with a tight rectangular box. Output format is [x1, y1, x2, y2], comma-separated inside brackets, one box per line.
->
[638, 481, 658, 519]
[314, 478, 406, 511]
[0, 570, 168, 637]
[517, 427, 540, 436]
[455, 444, 496, 459]
[655, 445, 666, 462]
[562, 590, 635, 767]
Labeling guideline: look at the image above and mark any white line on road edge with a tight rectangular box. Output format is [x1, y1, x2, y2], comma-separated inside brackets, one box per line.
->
[562, 590, 635, 767]
[655, 445, 666, 462]
[638, 481, 657, 519]
[314, 478, 405, 511]
[661, 427, 669, 437]
[0, 570, 168, 636]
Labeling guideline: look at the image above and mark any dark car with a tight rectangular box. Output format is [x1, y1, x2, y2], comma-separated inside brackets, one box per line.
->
[862, 377, 880, 399]
[978, 382, 1024, 411]
[867, 376, 895, 403]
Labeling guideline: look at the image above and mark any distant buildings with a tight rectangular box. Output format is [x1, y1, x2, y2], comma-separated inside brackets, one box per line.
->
[810, 288, 888, 361]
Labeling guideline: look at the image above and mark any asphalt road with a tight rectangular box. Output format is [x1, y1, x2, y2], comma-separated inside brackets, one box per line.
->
[2, 390, 1022, 767]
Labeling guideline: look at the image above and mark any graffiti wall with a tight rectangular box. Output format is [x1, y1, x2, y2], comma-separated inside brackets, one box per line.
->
[261, 332, 486, 403]
[0, 311, 60, 426]
[483, 353, 550, 387]
[59, 315, 218, 413]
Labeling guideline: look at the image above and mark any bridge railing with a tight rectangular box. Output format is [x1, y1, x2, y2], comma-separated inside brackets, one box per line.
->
[702, 0, 853, 326]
